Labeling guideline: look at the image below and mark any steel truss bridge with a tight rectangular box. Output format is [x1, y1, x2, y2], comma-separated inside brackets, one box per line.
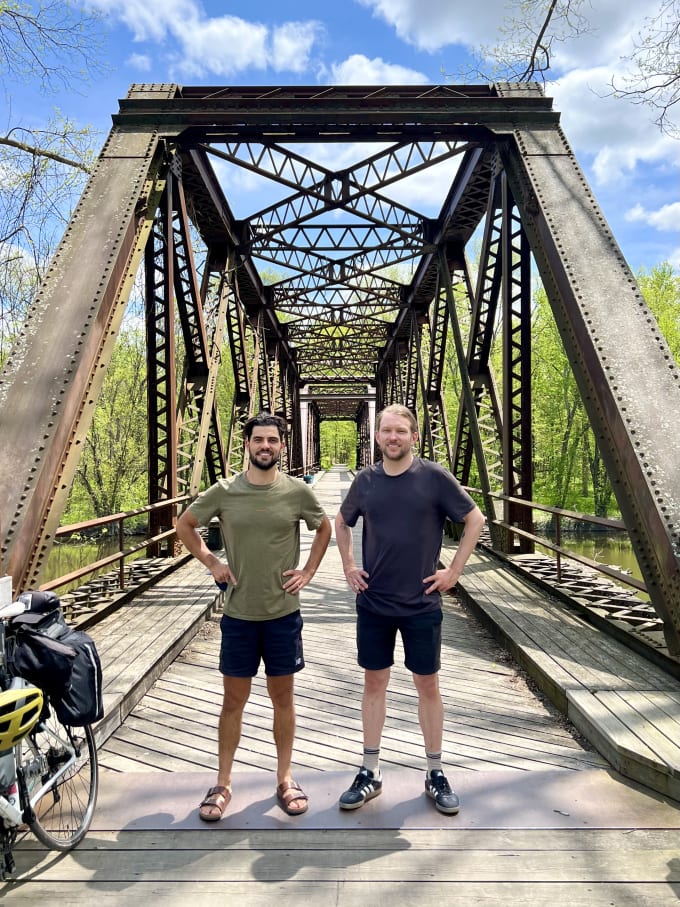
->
[1, 83, 679, 654]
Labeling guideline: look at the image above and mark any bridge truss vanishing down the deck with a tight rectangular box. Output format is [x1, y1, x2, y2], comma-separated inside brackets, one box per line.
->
[0, 83, 679, 651]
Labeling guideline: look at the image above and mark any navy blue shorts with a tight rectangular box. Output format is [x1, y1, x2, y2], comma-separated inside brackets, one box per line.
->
[356, 606, 442, 675]
[219, 610, 304, 677]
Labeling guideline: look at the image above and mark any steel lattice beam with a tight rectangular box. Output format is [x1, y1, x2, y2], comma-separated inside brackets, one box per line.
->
[145, 181, 178, 548]
[1, 81, 678, 655]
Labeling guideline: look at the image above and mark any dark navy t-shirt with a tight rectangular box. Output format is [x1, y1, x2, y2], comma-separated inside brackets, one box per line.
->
[340, 458, 476, 616]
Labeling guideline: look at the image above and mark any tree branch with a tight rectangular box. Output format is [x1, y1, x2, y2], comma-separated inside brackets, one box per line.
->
[519, 0, 559, 81]
[0, 134, 91, 172]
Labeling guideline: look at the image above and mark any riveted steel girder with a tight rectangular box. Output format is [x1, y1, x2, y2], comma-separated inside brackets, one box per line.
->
[495, 89, 680, 650]
[0, 123, 168, 590]
[1, 81, 677, 657]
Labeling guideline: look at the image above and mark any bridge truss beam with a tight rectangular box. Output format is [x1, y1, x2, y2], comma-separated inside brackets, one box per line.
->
[0, 82, 678, 652]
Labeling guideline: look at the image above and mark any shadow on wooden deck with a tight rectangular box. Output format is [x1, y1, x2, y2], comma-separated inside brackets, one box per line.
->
[7, 468, 678, 904]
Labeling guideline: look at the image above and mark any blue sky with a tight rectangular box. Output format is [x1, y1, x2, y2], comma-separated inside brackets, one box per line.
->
[7, 0, 679, 272]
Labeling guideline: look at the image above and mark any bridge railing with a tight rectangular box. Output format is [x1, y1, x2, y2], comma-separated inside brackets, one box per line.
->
[467, 488, 647, 598]
[40, 496, 191, 615]
[41, 484, 648, 628]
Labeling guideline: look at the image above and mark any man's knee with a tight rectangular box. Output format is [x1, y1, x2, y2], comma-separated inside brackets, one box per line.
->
[267, 674, 295, 709]
[413, 672, 440, 699]
[364, 667, 390, 696]
[222, 676, 251, 713]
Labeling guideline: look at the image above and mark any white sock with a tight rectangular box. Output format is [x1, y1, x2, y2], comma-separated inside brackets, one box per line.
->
[363, 746, 381, 776]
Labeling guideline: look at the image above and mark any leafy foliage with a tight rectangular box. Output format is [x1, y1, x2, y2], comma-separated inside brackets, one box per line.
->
[320, 421, 357, 469]
[452, 0, 680, 137]
[0, 1, 102, 363]
[528, 263, 678, 515]
[0, 116, 94, 363]
[63, 328, 149, 521]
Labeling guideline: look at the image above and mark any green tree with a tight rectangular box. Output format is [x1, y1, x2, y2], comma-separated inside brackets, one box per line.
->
[531, 291, 588, 509]
[0, 117, 95, 362]
[0, 1, 102, 361]
[531, 262, 679, 515]
[63, 327, 148, 521]
[320, 421, 356, 468]
[637, 261, 680, 360]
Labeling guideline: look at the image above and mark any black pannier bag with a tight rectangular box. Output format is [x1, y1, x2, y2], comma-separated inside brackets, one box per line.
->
[52, 629, 103, 726]
[9, 624, 76, 697]
[8, 594, 104, 726]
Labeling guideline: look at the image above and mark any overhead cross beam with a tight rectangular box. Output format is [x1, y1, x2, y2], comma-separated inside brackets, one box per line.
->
[0, 83, 678, 654]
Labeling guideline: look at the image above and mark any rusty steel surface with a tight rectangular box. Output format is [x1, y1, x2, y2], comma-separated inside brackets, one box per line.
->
[497, 115, 680, 651]
[0, 82, 678, 653]
[0, 125, 166, 590]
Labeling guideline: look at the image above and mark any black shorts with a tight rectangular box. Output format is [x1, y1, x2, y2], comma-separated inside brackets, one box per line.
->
[356, 606, 442, 675]
[219, 610, 304, 677]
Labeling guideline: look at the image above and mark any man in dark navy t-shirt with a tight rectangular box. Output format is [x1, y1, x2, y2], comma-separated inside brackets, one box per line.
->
[335, 404, 485, 815]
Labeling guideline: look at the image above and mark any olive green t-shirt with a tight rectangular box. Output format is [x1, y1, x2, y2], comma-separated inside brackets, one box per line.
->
[188, 472, 326, 621]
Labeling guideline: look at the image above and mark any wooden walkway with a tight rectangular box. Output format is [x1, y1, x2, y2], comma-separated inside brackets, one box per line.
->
[5, 468, 680, 904]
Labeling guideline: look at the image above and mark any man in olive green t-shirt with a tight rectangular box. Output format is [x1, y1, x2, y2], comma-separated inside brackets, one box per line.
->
[176, 412, 331, 821]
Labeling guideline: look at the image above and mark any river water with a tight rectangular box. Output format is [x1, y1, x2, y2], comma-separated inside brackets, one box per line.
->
[42, 532, 643, 587]
[43, 539, 145, 590]
[538, 532, 643, 581]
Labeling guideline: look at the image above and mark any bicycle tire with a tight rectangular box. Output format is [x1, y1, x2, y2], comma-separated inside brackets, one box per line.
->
[16, 710, 98, 851]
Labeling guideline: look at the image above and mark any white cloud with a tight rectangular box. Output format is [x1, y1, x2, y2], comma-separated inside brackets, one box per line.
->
[549, 67, 678, 185]
[86, 0, 199, 43]
[86, 0, 322, 77]
[127, 53, 152, 71]
[358, 0, 651, 69]
[329, 54, 429, 84]
[271, 22, 323, 74]
[173, 16, 269, 77]
[625, 202, 680, 232]
[544, 0, 652, 73]
[357, 0, 503, 52]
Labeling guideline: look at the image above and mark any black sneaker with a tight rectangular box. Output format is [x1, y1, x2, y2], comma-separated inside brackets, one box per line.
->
[425, 770, 460, 815]
[339, 767, 383, 810]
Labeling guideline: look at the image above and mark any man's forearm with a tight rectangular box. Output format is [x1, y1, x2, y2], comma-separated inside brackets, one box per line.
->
[302, 518, 332, 576]
[177, 519, 220, 569]
[334, 517, 355, 569]
[446, 508, 485, 581]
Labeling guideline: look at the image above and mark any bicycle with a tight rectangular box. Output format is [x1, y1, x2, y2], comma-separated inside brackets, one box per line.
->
[0, 597, 99, 879]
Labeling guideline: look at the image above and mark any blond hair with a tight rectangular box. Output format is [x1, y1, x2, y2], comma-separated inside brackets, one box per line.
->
[376, 404, 418, 433]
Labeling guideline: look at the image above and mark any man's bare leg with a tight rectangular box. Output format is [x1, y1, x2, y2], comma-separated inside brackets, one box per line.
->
[199, 675, 251, 820]
[362, 667, 390, 751]
[267, 673, 306, 811]
[412, 671, 443, 753]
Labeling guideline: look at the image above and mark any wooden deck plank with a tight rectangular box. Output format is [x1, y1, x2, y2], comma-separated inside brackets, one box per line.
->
[15, 827, 680, 851]
[163, 655, 590, 755]
[150, 685, 601, 766]
[101, 610, 604, 775]
[460, 556, 679, 692]
[3, 882, 679, 906]
[89, 560, 223, 744]
[614, 691, 680, 769]
[117, 700, 593, 775]
[8, 468, 680, 903]
[9, 844, 680, 882]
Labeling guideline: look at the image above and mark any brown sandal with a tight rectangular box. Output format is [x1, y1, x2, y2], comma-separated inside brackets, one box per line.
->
[199, 785, 231, 822]
[276, 780, 309, 816]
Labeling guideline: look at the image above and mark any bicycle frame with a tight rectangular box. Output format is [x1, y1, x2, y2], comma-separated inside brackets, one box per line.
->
[0, 599, 39, 876]
[0, 594, 99, 876]
[0, 602, 40, 824]
[0, 603, 77, 825]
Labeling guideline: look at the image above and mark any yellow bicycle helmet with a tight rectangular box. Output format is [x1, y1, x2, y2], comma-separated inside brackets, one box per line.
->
[0, 686, 43, 749]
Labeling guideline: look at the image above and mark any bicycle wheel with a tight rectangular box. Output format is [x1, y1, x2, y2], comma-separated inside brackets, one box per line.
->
[16, 708, 98, 851]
